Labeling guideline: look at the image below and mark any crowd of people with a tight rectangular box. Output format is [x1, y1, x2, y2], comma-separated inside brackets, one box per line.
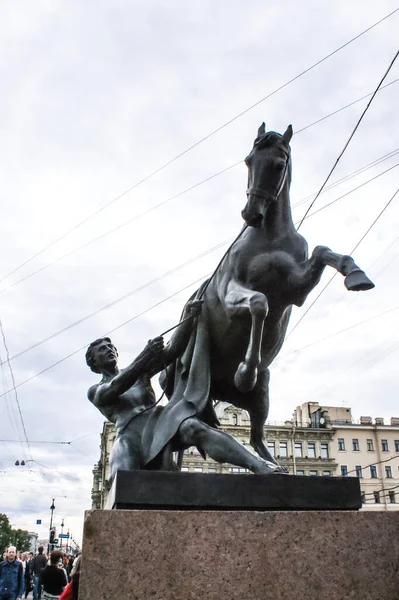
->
[0, 545, 80, 600]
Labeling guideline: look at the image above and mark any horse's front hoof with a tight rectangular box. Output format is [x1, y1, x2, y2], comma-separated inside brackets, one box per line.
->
[234, 362, 258, 393]
[345, 269, 375, 292]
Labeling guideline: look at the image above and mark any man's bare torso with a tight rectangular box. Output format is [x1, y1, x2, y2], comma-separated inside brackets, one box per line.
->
[89, 372, 156, 428]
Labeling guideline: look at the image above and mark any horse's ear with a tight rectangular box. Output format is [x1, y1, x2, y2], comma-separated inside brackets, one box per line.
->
[282, 124, 293, 145]
[257, 122, 266, 138]
[254, 122, 266, 146]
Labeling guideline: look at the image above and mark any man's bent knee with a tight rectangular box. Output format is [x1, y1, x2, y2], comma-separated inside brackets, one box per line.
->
[179, 417, 207, 445]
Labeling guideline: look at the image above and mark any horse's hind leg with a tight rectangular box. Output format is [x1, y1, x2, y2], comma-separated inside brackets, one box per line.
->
[243, 369, 284, 468]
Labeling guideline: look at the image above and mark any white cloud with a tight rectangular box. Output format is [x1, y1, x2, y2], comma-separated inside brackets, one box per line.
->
[0, 0, 398, 539]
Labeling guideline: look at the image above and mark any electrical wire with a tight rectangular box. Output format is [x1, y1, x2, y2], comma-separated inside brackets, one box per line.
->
[277, 304, 399, 362]
[2, 177, 398, 398]
[346, 454, 399, 476]
[8, 238, 231, 362]
[292, 146, 399, 210]
[0, 316, 33, 462]
[1, 8, 397, 286]
[0, 273, 210, 400]
[296, 48, 399, 230]
[5, 157, 398, 368]
[2, 144, 397, 300]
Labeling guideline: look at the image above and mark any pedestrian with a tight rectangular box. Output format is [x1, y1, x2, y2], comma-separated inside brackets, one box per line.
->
[31, 546, 47, 599]
[0, 545, 24, 600]
[40, 551, 67, 600]
[58, 554, 80, 600]
[24, 553, 33, 599]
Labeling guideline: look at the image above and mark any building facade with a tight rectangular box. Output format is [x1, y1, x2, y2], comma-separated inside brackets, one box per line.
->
[91, 402, 399, 511]
[295, 402, 399, 511]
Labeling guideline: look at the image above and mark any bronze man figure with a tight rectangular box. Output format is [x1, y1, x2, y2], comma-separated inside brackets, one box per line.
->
[86, 302, 282, 483]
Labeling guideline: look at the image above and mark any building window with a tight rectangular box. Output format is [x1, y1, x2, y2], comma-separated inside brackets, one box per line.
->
[381, 439, 389, 452]
[389, 491, 396, 504]
[308, 442, 316, 458]
[366, 439, 374, 451]
[370, 465, 377, 478]
[279, 441, 288, 457]
[385, 466, 392, 478]
[194, 467, 203, 472]
[341, 465, 348, 477]
[232, 413, 238, 426]
[338, 438, 345, 451]
[309, 470, 318, 476]
[320, 443, 329, 458]
[352, 439, 360, 451]
[355, 466, 363, 478]
[208, 467, 216, 473]
[322, 471, 331, 476]
[267, 441, 275, 457]
[296, 470, 305, 476]
[294, 442, 303, 457]
[231, 467, 240, 473]
[360, 492, 366, 504]
[395, 440, 399, 452]
[374, 491, 380, 504]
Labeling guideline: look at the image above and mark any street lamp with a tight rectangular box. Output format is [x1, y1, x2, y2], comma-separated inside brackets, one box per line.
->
[48, 499, 55, 554]
[60, 518, 64, 550]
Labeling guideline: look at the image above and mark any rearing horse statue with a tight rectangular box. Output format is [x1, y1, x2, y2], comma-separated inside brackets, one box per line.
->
[165, 123, 374, 469]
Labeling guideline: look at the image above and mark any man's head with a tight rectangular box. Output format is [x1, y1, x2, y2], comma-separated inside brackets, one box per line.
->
[6, 546, 17, 562]
[50, 550, 63, 566]
[29, 552, 33, 558]
[86, 337, 118, 374]
[38, 546, 44, 554]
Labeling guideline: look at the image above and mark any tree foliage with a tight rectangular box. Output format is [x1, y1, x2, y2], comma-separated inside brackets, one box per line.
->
[0, 513, 30, 553]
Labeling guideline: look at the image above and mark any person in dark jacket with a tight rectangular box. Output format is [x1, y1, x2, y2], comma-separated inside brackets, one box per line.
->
[40, 551, 67, 600]
[32, 547, 47, 599]
[0, 545, 24, 600]
[24, 553, 33, 599]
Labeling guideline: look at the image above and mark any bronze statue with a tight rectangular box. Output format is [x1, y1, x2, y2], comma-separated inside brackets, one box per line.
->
[86, 301, 283, 484]
[162, 123, 374, 469]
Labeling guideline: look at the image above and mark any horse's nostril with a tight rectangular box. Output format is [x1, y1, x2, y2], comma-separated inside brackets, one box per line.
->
[243, 211, 263, 228]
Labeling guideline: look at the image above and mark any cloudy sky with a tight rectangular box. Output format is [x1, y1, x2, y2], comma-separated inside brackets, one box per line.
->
[0, 0, 398, 542]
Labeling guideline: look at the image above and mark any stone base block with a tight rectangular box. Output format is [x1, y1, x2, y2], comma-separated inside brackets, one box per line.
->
[106, 470, 361, 510]
[80, 510, 399, 600]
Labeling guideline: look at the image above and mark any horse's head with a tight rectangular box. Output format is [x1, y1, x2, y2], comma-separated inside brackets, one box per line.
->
[242, 123, 293, 228]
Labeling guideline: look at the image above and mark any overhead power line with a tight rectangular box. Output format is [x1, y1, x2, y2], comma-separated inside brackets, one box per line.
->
[297, 48, 399, 230]
[1, 8, 397, 285]
[7, 159, 398, 366]
[0, 317, 33, 462]
[277, 304, 399, 363]
[292, 145, 399, 210]
[1, 79, 397, 296]
[0, 274, 209, 400]
[2, 137, 398, 299]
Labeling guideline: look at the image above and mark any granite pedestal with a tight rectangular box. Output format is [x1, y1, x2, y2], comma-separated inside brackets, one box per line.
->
[80, 509, 399, 600]
[80, 473, 398, 599]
